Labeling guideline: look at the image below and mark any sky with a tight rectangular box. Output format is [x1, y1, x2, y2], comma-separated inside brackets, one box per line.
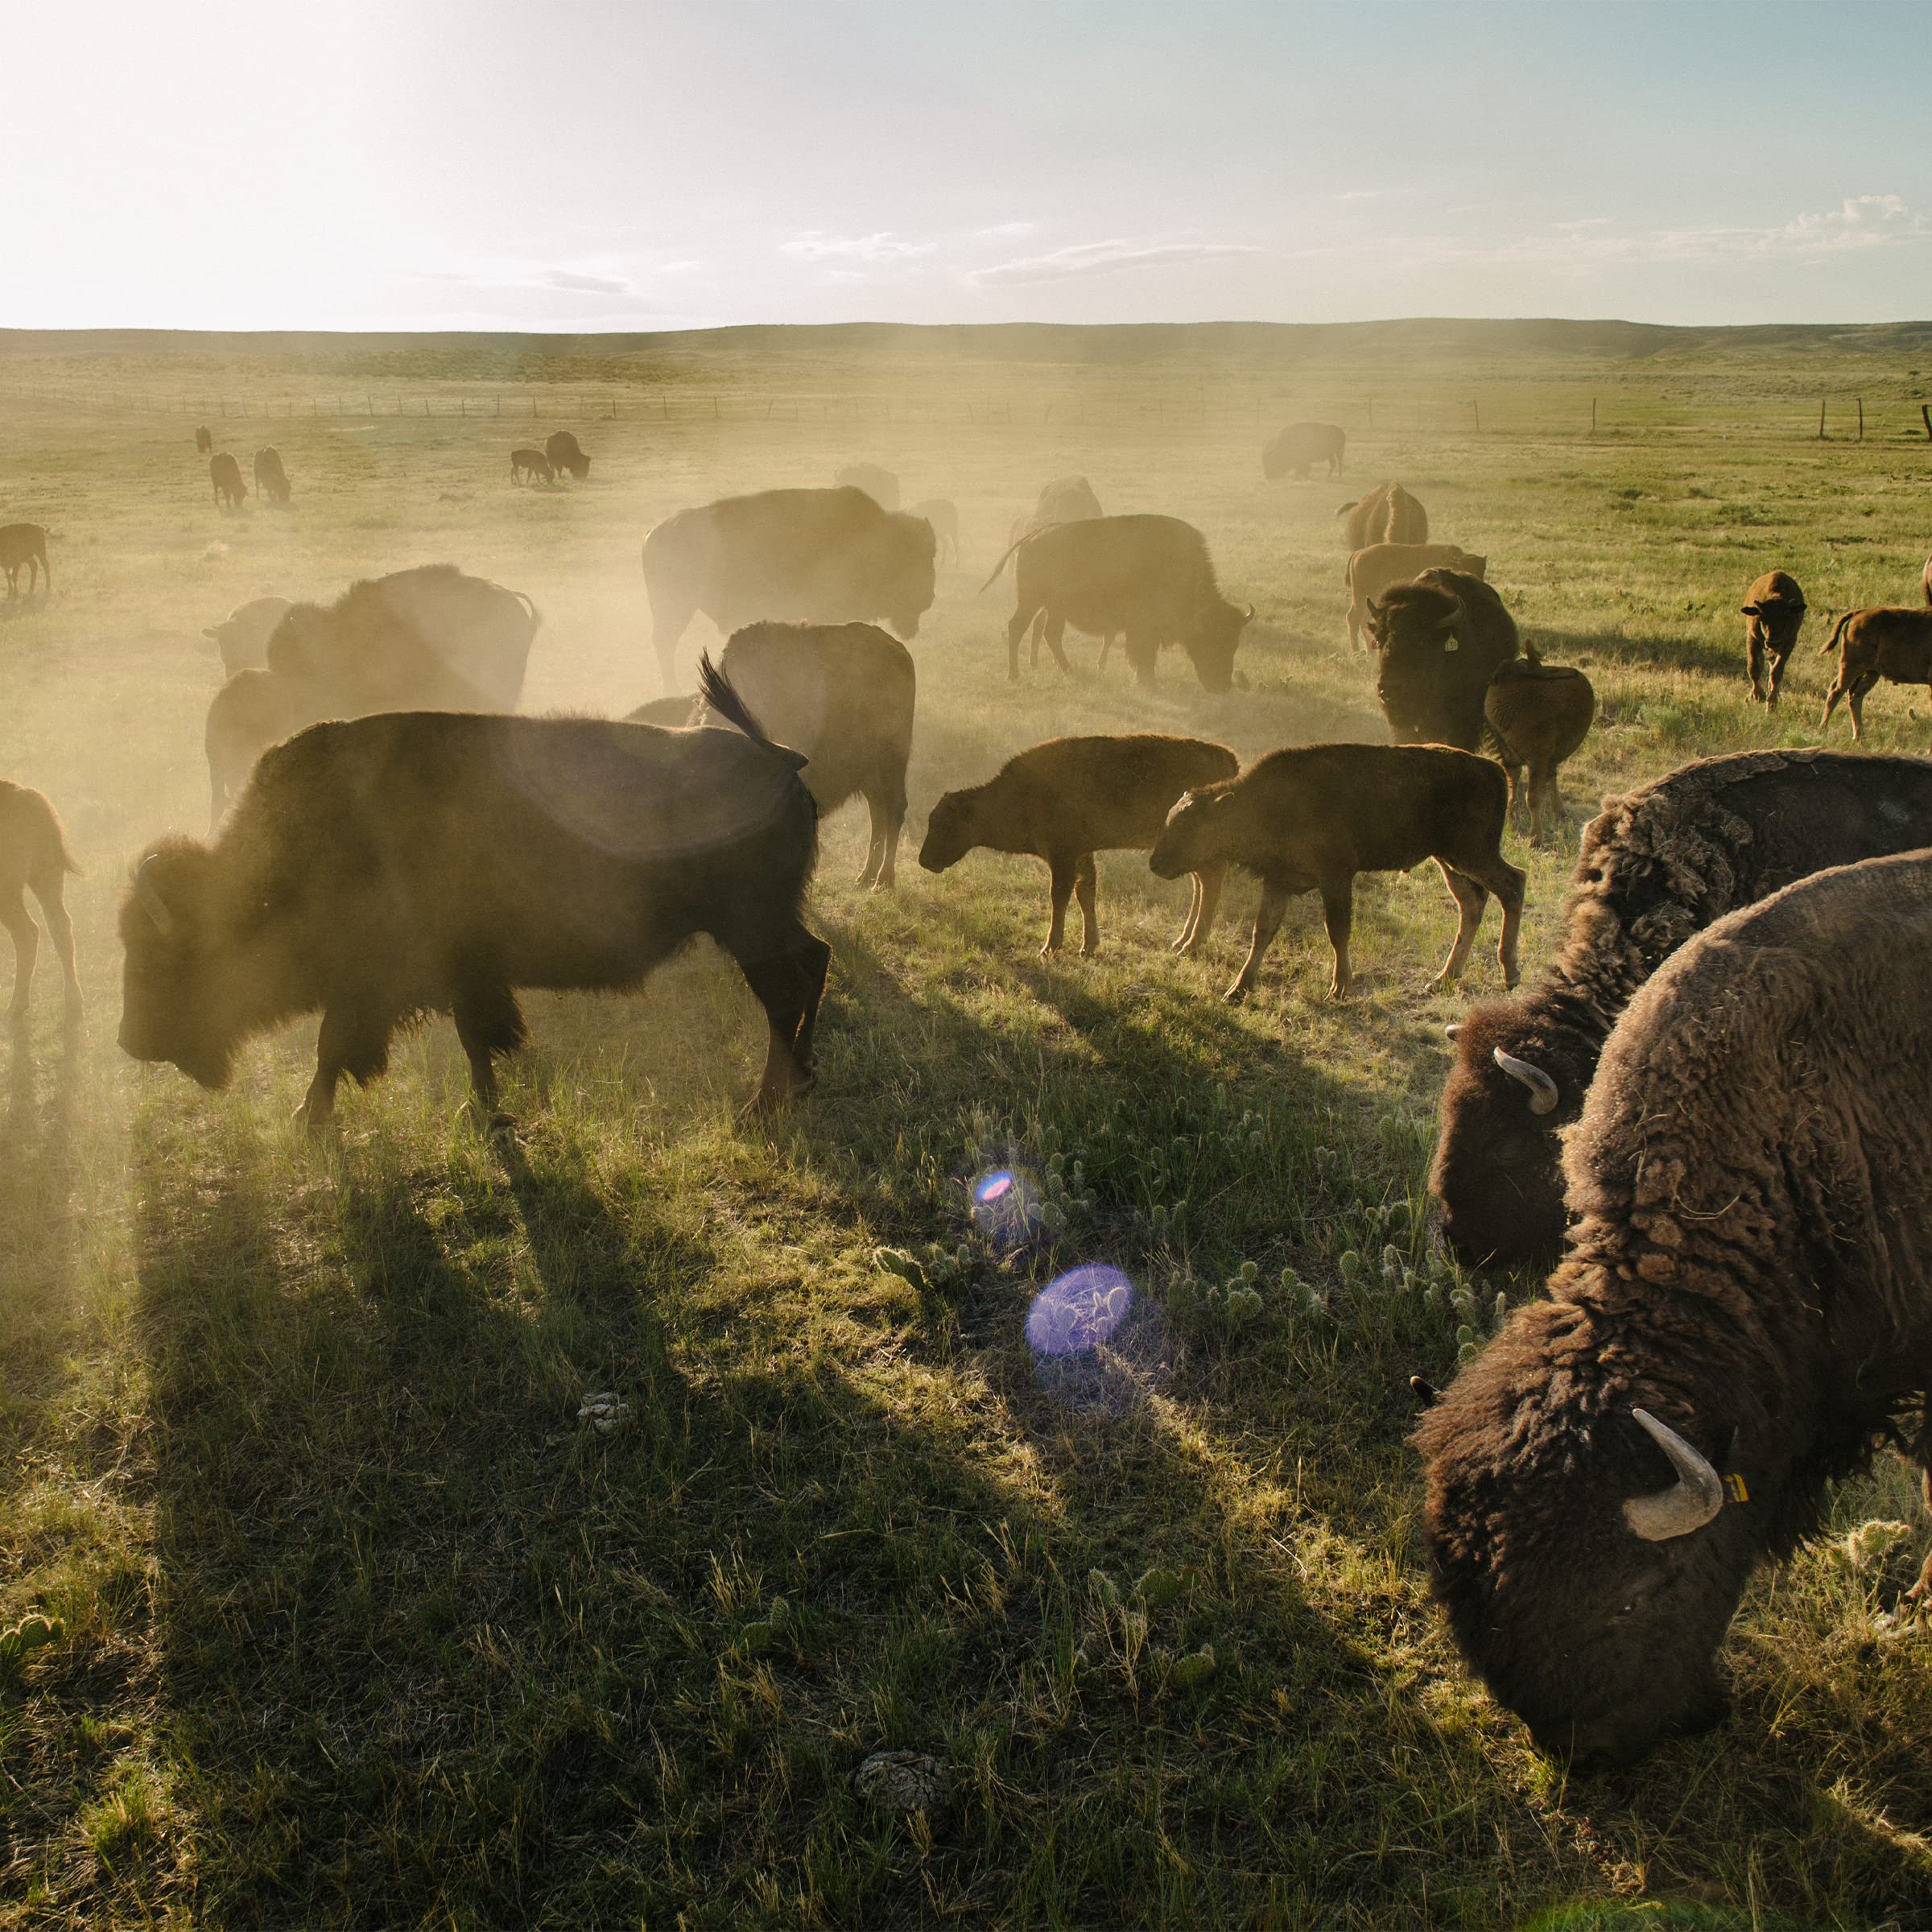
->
[8, 0, 1930, 332]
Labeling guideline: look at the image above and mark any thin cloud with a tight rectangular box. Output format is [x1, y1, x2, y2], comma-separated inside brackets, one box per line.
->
[782, 230, 938, 264]
[975, 221, 1038, 240]
[542, 269, 631, 295]
[970, 239, 1261, 287]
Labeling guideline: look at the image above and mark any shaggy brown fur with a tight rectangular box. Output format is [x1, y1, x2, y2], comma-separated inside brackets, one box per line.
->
[1368, 569, 1521, 751]
[1262, 421, 1346, 480]
[833, 463, 899, 510]
[1740, 569, 1805, 706]
[1484, 662, 1596, 846]
[511, 448, 555, 485]
[642, 487, 935, 693]
[907, 498, 958, 566]
[126, 663, 827, 1126]
[1817, 605, 1932, 745]
[203, 597, 294, 677]
[920, 735, 1238, 956]
[1418, 850, 1932, 1771]
[204, 669, 310, 830]
[544, 430, 590, 481]
[209, 452, 247, 510]
[1, 782, 81, 1022]
[253, 446, 291, 506]
[1336, 479, 1426, 550]
[1431, 749, 1932, 1269]
[0, 523, 51, 596]
[704, 621, 917, 890]
[1149, 744, 1522, 1001]
[1344, 542, 1485, 652]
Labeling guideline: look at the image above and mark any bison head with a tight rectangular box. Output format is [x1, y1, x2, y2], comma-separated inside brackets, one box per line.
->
[918, 789, 979, 873]
[117, 840, 239, 1089]
[1418, 1298, 1757, 1770]
[1184, 600, 1253, 694]
[881, 514, 939, 639]
[1150, 785, 1235, 880]
[1369, 583, 1483, 749]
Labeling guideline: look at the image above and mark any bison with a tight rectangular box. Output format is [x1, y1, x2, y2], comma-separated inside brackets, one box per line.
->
[511, 448, 555, 485]
[1345, 542, 1486, 653]
[1003, 477, 1108, 668]
[1740, 570, 1805, 706]
[833, 463, 899, 511]
[921, 735, 1238, 956]
[1262, 421, 1346, 481]
[1368, 569, 1521, 753]
[642, 486, 935, 694]
[204, 668, 308, 828]
[1150, 744, 1522, 1001]
[195, 425, 213, 455]
[1484, 662, 1596, 848]
[908, 498, 959, 566]
[253, 446, 291, 506]
[1418, 847, 1932, 1771]
[700, 621, 916, 891]
[124, 659, 829, 1127]
[0, 523, 52, 597]
[1818, 605, 1932, 747]
[210, 453, 247, 509]
[204, 596, 294, 677]
[986, 514, 1251, 691]
[1338, 480, 1426, 551]
[2, 782, 81, 1022]
[1430, 749, 1932, 1271]
[545, 429, 590, 481]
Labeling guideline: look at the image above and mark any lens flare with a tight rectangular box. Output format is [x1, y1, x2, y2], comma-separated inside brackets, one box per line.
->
[971, 1166, 1042, 1249]
[1026, 1265, 1134, 1360]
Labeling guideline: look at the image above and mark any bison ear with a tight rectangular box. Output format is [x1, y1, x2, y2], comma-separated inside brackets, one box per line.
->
[1740, 603, 1760, 617]
[1443, 1022, 1462, 1042]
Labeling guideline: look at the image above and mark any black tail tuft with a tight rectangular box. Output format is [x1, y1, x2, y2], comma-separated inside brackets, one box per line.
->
[698, 653, 809, 770]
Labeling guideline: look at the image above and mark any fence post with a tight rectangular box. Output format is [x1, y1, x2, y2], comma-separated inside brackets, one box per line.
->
[1472, 399, 1481, 433]
[1857, 397, 1864, 441]
[1368, 397, 1374, 429]
[1818, 398, 1827, 440]
[1591, 396, 1597, 436]
[1923, 402, 1932, 440]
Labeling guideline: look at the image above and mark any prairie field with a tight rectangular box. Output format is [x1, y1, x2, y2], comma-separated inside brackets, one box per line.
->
[5, 320, 1932, 1930]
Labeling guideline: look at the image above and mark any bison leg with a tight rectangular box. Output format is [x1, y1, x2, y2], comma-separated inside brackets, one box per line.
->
[859, 774, 908, 891]
[28, 872, 81, 1017]
[1819, 669, 1852, 733]
[1747, 632, 1769, 704]
[301, 1001, 396, 1129]
[1041, 613, 1073, 675]
[1430, 862, 1489, 990]
[738, 928, 831, 1115]
[452, 982, 527, 1119]
[1224, 882, 1291, 1004]
[1847, 672, 1878, 741]
[2, 886, 39, 1020]
[1173, 862, 1226, 954]
[1042, 857, 1078, 955]
[1074, 853, 1099, 956]
[1766, 646, 1790, 707]
[1317, 873, 1356, 1000]
[1124, 635, 1158, 688]
[1008, 605, 1040, 681]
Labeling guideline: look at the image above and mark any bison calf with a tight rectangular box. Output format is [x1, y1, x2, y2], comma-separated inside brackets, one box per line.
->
[1345, 543, 1484, 652]
[511, 447, 555, 485]
[1818, 605, 1932, 747]
[920, 735, 1238, 956]
[124, 660, 828, 1127]
[1150, 745, 1523, 1001]
[1338, 479, 1426, 550]
[1740, 570, 1805, 706]
[0, 523, 52, 597]
[1484, 662, 1596, 847]
[209, 453, 247, 509]
[2, 782, 82, 1022]
[254, 446, 291, 506]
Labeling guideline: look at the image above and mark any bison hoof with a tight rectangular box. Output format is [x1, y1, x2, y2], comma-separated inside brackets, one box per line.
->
[1222, 983, 1249, 1005]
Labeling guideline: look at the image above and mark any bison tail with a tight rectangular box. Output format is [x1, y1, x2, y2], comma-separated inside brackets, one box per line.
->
[1521, 635, 1542, 666]
[977, 533, 1030, 594]
[513, 588, 542, 634]
[696, 653, 809, 770]
[1819, 610, 1853, 655]
[1335, 499, 1360, 520]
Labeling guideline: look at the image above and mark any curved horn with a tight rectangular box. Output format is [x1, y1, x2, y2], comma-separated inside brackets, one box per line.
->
[134, 857, 176, 939]
[1624, 1407, 1724, 1541]
[1444, 1022, 1462, 1042]
[1244, 602, 1256, 621]
[1492, 1047, 1558, 1115]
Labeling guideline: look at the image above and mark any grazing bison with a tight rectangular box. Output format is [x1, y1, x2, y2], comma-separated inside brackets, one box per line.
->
[204, 668, 308, 828]
[1338, 479, 1426, 551]
[833, 464, 899, 511]
[195, 425, 213, 454]
[2, 782, 82, 1022]
[1818, 606, 1932, 747]
[125, 660, 828, 1126]
[1003, 477, 1108, 667]
[1261, 421, 1346, 480]
[1740, 570, 1805, 706]
[204, 596, 294, 677]
[642, 486, 936, 693]
[701, 621, 916, 890]
[987, 514, 1251, 691]
[908, 498, 959, 566]
[1368, 569, 1521, 752]
[1150, 745, 1522, 1001]
[544, 429, 590, 481]
[1345, 542, 1486, 652]
[511, 448, 555, 485]
[921, 735, 1238, 956]
[1418, 848, 1932, 1771]
[253, 446, 291, 506]
[1484, 662, 1596, 847]
[210, 453, 247, 509]
[0, 523, 52, 596]
[1430, 749, 1932, 1270]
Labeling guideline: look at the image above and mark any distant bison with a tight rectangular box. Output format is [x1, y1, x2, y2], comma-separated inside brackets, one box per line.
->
[203, 596, 294, 676]
[700, 621, 916, 891]
[511, 447, 555, 485]
[1338, 479, 1426, 550]
[1430, 749, 1932, 1270]
[253, 446, 291, 505]
[908, 497, 959, 566]
[922, 735, 1237, 956]
[545, 429, 590, 481]
[1150, 744, 1522, 1002]
[1368, 568, 1521, 753]
[1262, 421, 1346, 480]
[833, 464, 899, 511]
[195, 425, 213, 454]
[210, 453, 247, 510]
[642, 486, 935, 693]
[126, 661, 828, 1126]
[987, 514, 1251, 691]
[1818, 605, 1932, 747]
[2, 781, 82, 1022]
[1419, 848, 1932, 1771]
[1740, 570, 1805, 706]
[0, 523, 52, 597]
[1484, 662, 1596, 847]
[1345, 542, 1485, 652]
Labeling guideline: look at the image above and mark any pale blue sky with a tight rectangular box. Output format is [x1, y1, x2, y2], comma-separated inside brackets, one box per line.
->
[10, 0, 1930, 330]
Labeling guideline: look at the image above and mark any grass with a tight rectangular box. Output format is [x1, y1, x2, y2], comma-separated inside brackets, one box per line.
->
[2, 320, 1932, 1928]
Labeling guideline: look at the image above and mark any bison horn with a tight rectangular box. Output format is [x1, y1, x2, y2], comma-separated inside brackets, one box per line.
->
[134, 857, 176, 938]
[1444, 1022, 1462, 1041]
[1492, 1047, 1558, 1115]
[1244, 602, 1256, 621]
[1624, 1407, 1725, 1541]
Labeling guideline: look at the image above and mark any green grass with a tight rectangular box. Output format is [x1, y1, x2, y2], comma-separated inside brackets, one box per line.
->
[3, 322, 1932, 1928]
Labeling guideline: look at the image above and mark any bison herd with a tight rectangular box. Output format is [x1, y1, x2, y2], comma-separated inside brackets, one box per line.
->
[9, 407, 1932, 1789]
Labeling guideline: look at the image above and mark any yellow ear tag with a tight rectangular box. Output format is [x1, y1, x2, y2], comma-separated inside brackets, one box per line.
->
[1724, 1472, 1749, 1504]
